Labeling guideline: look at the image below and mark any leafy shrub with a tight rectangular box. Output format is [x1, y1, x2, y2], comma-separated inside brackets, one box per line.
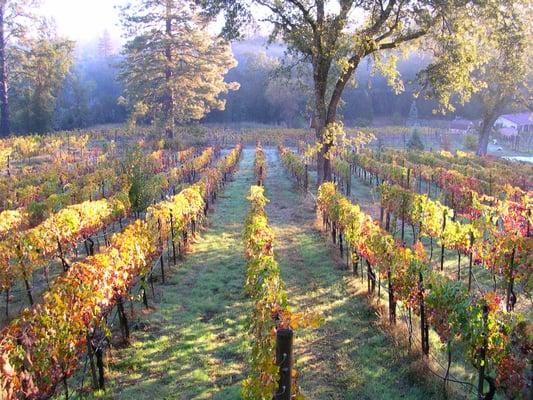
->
[464, 134, 478, 151]
[407, 129, 425, 151]
[122, 146, 160, 213]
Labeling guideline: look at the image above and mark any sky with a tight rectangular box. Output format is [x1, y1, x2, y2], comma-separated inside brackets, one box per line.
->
[39, 0, 271, 44]
[40, 0, 128, 42]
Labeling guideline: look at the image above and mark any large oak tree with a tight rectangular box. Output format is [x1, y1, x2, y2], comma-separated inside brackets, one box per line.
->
[473, 2, 532, 155]
[198, 0, 504, 183]
[119, 0, 238, 138]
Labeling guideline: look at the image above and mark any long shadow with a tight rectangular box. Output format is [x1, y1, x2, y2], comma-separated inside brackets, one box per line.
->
[97, 149, 256, 400]
[263, 147, 443, 400]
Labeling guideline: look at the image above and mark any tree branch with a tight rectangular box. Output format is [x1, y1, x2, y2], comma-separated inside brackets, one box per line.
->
[366, 0, 396, 36]
[377, 29, 427, 50]
[286, 0, 316, 32]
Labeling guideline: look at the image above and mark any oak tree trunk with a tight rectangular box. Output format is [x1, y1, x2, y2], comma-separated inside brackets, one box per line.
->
[477, 110, 500, 156]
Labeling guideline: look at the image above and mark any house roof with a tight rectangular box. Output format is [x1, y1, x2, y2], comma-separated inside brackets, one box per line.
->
[498, 112, 533, 126]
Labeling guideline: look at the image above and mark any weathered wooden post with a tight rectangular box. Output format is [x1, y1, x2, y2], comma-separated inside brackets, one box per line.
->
[506, 247, 516, 312]
[419, 272, 429, 356]
[116, 297, 130, 344]
[440, 209, 447, 271]
[275, 328, 293, 400]
[86, 335, 98, 390]
[388, 266, 396, 324]
[158, 218, 165, 283]
[304, 163, 308, 191]
[477, 303, 489, 400]
[170, 213, 177, 265]
[468, 231, 474, 292]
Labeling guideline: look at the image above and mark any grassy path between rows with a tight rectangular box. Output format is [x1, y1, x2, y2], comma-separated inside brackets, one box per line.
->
[98, 147, 443, 400]
[263, 147, 442, 400]
[100, 148, 255, 399]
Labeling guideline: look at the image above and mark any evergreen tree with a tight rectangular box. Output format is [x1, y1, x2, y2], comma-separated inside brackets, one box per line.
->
[119, 0, 238, 138]
[407, 128, 424, 151]
[10, 22, 74, 133]
[98, 29, 114, 59]
[407, 100, 418, 126]
[0, 0, 40, 137]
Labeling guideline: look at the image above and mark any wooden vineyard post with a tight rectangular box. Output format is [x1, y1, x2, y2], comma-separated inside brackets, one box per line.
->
[157, 218, 165, 284]
[116, 297, 130, 344]
[506, 247, 516, 312]
[468, 232, 474, 292]
[16, 246, 34, 305]
[304, 163, 308, 190]
[86, 335, 98, 390]
[457, 251, 461, 281]
[5, 287, 9, 319]
[527, 209, 531, 238]
[440, 210, 447, 271]
[347, 166, 352, 197]
[367, 260, 376, 295]
[477, 303, 489, 400]
[57, 239, 70, 272]
[141, 276, 149, 308]
[275, 328, 293, 400]
[352, 252, 359, 276]
[401, 195, 405, 243]
[170, 213, 177, 265]
[90, 328, 106, 390]
[95, 345, 105, 390]
[418, 272, 429, 356]
[388, 266, 396, 324]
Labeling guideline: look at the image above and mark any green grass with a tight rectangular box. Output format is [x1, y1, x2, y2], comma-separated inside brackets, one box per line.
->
[93, 148, 256, 399]
[74, 147, 454, 399]
[263, 148, 443, 399]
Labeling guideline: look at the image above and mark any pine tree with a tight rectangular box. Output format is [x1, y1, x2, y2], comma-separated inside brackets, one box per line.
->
[98, 29, 114, 58]
[119, 0, 238, 138]
[407, 128, 424, 151]
[407, 100, 419, 126]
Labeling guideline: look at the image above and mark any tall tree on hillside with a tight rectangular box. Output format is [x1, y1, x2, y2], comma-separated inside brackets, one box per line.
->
[198, 0, 502, 183]
[119, 0, 238, 138]
[474, 3, 531, 155]
[10, 23, 74, 133]
[55, 68, 90, 130]
[0, 0, 40, 137]
[420, 0, 532, 156]
[98, 29, 114, 59]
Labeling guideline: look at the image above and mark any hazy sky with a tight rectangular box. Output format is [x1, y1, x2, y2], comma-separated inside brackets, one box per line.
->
[39, 1, 279, 43]
[41, 0, 128, 41]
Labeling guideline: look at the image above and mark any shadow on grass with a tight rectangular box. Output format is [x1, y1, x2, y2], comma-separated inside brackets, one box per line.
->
[87, 149, 258, 400]
[263, 147, 446, 400]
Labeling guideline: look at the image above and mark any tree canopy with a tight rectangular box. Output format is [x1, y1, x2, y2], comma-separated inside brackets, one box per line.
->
[197, 0, 517, 182]
[119, 0, 239, 138]
[9, 22, 74, 133]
